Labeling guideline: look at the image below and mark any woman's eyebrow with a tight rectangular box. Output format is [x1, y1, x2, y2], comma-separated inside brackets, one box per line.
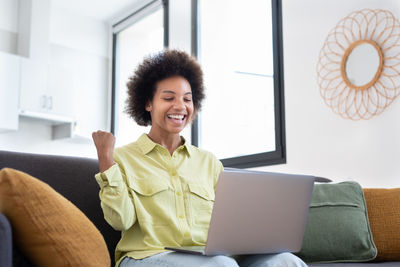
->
[161, 90, 192, 95]
[161, 90, 175, 94]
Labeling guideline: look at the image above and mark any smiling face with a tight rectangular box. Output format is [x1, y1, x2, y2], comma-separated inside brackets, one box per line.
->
[146, 76, 194, 136]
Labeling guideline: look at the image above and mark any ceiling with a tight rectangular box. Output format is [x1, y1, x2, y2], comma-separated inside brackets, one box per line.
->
[51, 0, 140, 21]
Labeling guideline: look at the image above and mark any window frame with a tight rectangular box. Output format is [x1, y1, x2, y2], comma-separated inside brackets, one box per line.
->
[110, 0, 169, 134]
[191, 0, 286, 168]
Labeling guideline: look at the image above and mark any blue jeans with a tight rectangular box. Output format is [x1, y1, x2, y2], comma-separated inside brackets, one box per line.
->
[119, 251, 307, 267]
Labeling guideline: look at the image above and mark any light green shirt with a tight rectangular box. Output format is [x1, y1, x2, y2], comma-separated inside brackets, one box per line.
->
[95, 134, 223, 266]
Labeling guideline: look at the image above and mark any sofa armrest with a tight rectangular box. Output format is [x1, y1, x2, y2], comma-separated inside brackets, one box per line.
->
[0, 212, 12, 267]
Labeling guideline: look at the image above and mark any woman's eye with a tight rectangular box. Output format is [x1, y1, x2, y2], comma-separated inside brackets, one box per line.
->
[184, 98, 192, 102]
[163, 98, 173, 101]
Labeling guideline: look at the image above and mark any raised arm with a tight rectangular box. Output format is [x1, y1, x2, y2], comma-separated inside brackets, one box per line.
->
[92, 130, 136, 231]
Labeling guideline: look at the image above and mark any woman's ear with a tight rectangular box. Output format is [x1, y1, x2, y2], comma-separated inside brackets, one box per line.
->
[145, 102, 152, 112]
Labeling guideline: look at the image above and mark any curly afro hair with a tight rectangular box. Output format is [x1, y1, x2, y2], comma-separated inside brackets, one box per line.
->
[125, 49, 205, 126]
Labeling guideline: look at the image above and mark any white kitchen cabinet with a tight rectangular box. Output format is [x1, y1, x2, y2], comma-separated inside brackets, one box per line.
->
[18, 0, 76, 133]
[0, 51, 20, 131]
[46, 46, 77, 118]
[18, 54, 77, 139]
[19, 58, 48, 113]
[19, 58, 75, 118]
[18, 0, 53, 115]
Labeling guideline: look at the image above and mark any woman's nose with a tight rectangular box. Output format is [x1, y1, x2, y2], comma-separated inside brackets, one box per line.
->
[173, 99, 185, 109]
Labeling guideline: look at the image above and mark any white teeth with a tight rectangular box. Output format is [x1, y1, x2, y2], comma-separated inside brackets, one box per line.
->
[168, 114, 185, 120]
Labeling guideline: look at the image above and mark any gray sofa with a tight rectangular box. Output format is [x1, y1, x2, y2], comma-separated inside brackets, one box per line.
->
[0, 150, 398, 266]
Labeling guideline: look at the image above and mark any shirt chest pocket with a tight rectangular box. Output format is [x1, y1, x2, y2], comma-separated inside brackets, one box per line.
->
[128, 178, 173, 225]
[187, 183, 215, 228]
[187, 183, 215, 210]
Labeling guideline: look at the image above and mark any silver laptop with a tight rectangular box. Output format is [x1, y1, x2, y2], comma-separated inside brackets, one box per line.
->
[165, 168, 315, 256]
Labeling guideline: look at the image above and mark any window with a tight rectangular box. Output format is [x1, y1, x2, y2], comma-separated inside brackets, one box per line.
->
[111, 0, 168, 147]
[193, 0, 285, 168]
[110, 0, 284, 167]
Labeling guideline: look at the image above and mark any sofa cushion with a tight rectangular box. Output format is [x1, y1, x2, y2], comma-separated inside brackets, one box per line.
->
[0, 149, 120, 265]
[296, 181, 377, 263]
[364, 188, 400, 261]
[0, 168, 111, 267]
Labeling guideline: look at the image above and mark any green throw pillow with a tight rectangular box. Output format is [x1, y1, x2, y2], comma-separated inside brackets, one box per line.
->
[296, 181, 377, 263]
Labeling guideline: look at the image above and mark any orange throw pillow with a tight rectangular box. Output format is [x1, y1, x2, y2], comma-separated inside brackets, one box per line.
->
[0, 168, 110, 267]
[363, 188, 400, 261]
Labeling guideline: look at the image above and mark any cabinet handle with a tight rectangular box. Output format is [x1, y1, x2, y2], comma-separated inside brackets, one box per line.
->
[48, 96, 53, 110]
[41, 95, 47, 109]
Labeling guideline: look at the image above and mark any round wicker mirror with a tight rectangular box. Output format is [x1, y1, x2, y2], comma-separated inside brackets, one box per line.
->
[317, 9, 400, 120]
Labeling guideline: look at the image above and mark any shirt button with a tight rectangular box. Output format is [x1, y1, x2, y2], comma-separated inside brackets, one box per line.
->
[176, 191, 182, 196]
[147, 189, 153, 194]
[184, 232, 190, 237]
[179, 214, 185, 219]
[171, 170, 178, 176]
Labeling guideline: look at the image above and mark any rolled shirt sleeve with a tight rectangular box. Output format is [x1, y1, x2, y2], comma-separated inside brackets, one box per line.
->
[95, 163, 137, 231]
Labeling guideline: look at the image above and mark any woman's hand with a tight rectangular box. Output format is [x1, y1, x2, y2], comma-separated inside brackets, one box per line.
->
[92, 130, 116, 173]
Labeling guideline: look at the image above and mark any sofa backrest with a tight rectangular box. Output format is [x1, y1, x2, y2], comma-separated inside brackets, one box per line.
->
[0, 150, 120, 265]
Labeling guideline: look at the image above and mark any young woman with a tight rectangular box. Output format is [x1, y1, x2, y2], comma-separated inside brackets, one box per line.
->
[92, 49, 307, 267]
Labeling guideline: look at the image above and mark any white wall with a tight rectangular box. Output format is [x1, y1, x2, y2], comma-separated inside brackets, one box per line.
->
[49, 5, 109, 58]
[257, 0, 400, 188]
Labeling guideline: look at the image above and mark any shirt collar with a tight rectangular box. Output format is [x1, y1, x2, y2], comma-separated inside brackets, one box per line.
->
[181, 136, 194, 157]
[137, 133, 193, 157]
[137, 134, 156, 155]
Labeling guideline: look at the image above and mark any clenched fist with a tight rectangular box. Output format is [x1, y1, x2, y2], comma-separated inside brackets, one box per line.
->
[92, 130, 116, 172]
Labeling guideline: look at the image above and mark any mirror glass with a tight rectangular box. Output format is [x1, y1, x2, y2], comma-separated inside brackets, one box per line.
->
[345, 42, 381, 87]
